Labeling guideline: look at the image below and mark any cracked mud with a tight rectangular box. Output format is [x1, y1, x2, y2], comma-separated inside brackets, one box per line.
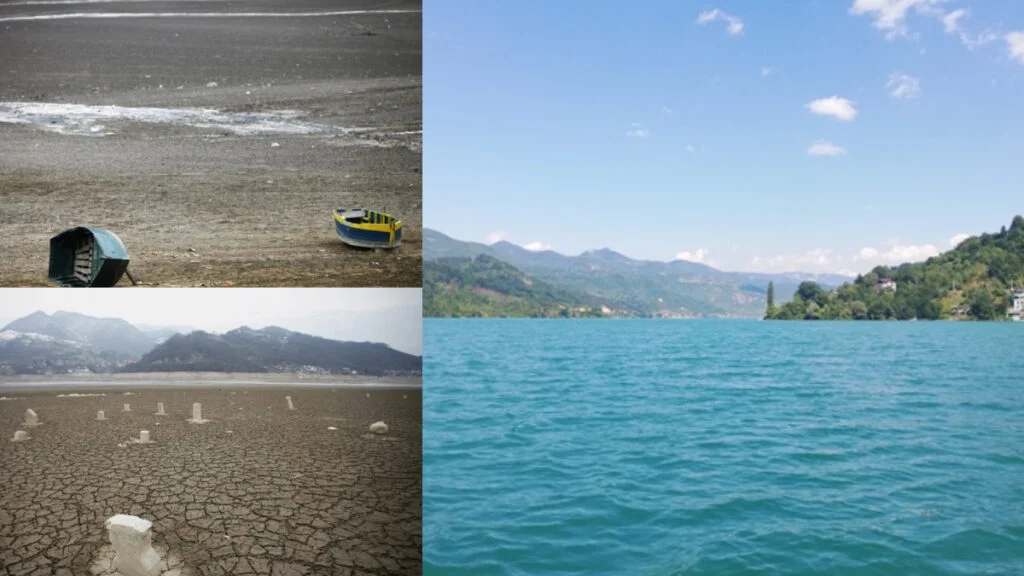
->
[0, 386, 422, 575]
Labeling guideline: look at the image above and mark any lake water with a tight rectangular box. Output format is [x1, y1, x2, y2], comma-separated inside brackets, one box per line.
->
[424, 319, 1024, 575]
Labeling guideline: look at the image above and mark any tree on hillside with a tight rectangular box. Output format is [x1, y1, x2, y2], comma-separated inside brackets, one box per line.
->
[796, 281, 827, 306]
[766, 281, 775, 317]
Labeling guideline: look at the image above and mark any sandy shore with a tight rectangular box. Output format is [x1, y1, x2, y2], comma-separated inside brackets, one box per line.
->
[0, 383, 422, 575]
[0, 0, 421, 287]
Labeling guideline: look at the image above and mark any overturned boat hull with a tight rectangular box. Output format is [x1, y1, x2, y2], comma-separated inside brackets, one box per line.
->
[48, 227, 130, 287]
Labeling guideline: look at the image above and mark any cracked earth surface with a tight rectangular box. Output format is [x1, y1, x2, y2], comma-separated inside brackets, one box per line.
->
[0, 386, 422, 575]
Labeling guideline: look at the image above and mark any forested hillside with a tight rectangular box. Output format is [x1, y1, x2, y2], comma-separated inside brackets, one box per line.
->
[767, 216, 1024, 320]
[424, 255, 607, 317]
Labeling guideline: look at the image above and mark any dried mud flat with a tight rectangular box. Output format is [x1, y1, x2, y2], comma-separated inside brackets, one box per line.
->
[0, 0, 422, 287]
[0, 384, 422, 575]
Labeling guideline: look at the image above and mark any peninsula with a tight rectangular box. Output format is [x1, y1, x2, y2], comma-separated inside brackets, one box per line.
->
[766, 216, 1024, 321]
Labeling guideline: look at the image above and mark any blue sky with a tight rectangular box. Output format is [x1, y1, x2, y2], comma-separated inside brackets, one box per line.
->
[425, 0, 1024, 275]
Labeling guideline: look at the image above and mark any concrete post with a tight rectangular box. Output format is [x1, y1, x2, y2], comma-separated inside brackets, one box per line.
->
[104, 514, 161, 576]
[24, 409, 40, 426]
[188, 402, 208, 424]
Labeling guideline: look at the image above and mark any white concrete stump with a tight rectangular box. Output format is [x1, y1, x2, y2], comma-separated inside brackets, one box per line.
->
[97, 410, 106, 420]
[11, 430, 29, 442]
[104, 514, 161, 576]
[286, 396, 295, 410]
[369, 421, 388, 434]
[155, 402, 166, 416]
[23, 409, 41, 426]
[188, 402, 208, 424]
[123, 403, 131, 412]
[138, 430, 152, 443]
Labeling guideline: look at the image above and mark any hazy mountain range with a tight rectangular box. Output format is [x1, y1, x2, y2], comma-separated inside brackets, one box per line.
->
[424, 229, 852, 317]
[0, 311, 421, 376]
[125, 327, 422, 375]
[3, 311, 169, 356]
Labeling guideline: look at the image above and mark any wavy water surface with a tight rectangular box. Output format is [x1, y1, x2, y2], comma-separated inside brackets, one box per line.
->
[424, 320, 1024, 575]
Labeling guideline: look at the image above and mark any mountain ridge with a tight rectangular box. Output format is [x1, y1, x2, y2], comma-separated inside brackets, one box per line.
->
[0, 312, 422, 376]
[424, 228, 851, 317]
[124, 326, 422, 375]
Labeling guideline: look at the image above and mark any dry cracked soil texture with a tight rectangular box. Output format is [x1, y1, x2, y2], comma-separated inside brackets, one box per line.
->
[0, 386, 422, 575]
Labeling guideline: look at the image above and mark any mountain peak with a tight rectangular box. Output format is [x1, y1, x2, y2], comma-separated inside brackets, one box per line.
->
[581, 247, 630, 262]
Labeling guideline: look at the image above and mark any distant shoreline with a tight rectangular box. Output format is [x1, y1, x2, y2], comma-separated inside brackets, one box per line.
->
[0, 372, 422, 391]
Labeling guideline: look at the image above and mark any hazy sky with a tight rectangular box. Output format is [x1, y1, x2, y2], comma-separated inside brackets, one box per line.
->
[0, 288, 422, 355]
[426, 0, 1024, 274]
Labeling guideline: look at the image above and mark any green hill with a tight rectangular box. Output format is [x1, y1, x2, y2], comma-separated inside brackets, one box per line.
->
[767, 216, 1024, 321]
[424, 255, 610, 317]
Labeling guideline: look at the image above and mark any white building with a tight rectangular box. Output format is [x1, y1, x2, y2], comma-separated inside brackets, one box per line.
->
[875, 278, 897, 292]
[1011, 289, 1024, 319]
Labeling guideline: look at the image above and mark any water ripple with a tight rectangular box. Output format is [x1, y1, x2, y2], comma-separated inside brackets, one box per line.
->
[425, 320, 1024, 575]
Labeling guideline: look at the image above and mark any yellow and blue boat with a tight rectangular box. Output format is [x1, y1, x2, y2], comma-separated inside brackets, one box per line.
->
[333, 208, 403, 249]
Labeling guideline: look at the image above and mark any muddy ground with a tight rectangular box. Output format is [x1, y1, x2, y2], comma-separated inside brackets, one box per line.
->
[0, 382, 422, 575]
[0, 0, 421, 287]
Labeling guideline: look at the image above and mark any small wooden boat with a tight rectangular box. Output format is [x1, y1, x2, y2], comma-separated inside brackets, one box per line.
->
[48, 226, 130, 287]
[333, 208, 402, 249]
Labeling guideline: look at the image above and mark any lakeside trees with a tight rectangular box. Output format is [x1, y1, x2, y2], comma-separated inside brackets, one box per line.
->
[765, 216, 1024, 321]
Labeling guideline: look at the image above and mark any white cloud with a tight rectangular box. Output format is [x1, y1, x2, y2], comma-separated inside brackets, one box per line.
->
[661, 105, 673, 115]
[752, 238, 950, 275]
[942, 8, 966, 33]
[849, 0, 946, 38]
[685, 144, 696, 153]
[853, 243, 940, 264]
[806, 96, 858, 120]
[523, 241, 552, 252]
[962, 29, 999, 50]
[940, 8, 998, 49]
[761, 66, 774, 77]
[674, 248, 711, 264]
[807, 140, 846, 156]
[696, 8, 744, 36]
[627, 123, 650, 138]
[751, 249, 839, 273]
[1008, 31, 1024, 64]
[948, 233, 970, 247]
[887, 72, 921, 98]
[485, 230, 506, 244]
[853, 1, 999, 49]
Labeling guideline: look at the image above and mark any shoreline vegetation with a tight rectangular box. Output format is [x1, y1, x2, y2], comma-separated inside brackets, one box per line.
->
[766, 216, 1024, 321]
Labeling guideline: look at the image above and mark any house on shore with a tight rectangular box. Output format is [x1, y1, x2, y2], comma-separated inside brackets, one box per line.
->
[875, 278, 897, 292]
[1010, 289, 1024, 321]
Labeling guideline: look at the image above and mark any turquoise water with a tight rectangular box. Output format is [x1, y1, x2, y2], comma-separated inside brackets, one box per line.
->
[424, 319, 1024, 575]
